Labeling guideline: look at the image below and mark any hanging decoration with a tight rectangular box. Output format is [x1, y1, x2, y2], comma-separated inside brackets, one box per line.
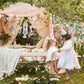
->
[29, 13, 50, 38]
[18, 25, 22, 33]
[16, 17, 20, 21]
[22, 17, 24, 21]
[12, 30, 15, 35]
[23, 21, 28, 38]
[34, 21, 43, 29]
[32, 16, 37, 22]
[29, 25, 34, 32]
[9, 15, 13, 20]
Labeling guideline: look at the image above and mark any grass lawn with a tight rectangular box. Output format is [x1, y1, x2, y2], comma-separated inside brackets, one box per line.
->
[0, 61, 84, 84]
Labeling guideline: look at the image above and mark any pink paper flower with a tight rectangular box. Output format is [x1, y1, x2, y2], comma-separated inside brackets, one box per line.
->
[36, 80, 40, 83]
[20, 57, 24, 61]
[42, 56, 46, 59]
[5, 83, 8, 84]
[50, 78, 59, 81]
[10, 81, 13, 83]
[34, 28, 36, 31]
[33, 77, 38, 80]
[38, 79, 40, 81]
[36, 80, 38, 82]
[30, 78, 33, 80]
[27, 49, 31, 52]
[42, 76, 46, 80]
[50, 78, 53, 81]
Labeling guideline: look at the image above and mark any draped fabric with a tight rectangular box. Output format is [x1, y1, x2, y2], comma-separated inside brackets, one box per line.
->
[29, 13, 50, 38]
[0, 3, 54, 45]
[2, 17, 22, 46]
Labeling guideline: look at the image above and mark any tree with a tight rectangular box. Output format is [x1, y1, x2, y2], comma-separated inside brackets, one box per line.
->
[0, 0, 84, 22]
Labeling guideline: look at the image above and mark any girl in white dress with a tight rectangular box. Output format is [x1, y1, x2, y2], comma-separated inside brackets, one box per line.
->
[45, 38, 60, 75]
[57, 29, 81, 82]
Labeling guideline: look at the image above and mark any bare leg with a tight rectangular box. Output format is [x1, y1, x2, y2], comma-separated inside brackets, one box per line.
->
[66, 69, 70, 79]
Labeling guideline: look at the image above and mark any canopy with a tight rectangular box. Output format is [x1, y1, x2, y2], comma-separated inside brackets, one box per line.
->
[0, 3, 54, 46]
[0, 3, 46, 17]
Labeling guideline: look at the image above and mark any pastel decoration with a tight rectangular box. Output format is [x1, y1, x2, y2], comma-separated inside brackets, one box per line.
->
[23, 34, 27, 38]
[22, 17, 24, 21]
[14, 21, 17, 25]
[12, 30, 15, 35]
[9, 15, 13, 20]
[17, 25, 21, 31]
[11, 45, 14, 48]
[50, 38, 56, 42]
[23, 21, 28, 34]
[32, 16, 37, 21]
[29, 25, 34, 32]
[16, 17, 20, 21]
[34, 28, 37, 31]
[61, 27, 67, 35]
[34, 21, 43, 29]
[8, 24, 11, 28]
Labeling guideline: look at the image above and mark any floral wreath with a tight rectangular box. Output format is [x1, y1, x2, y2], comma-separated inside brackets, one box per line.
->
[49, 38, 56, 43]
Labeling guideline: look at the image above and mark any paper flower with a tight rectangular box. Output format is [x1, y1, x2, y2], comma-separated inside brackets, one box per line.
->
[20, 57, 24, 61]
[34, 28, 37, 31]
[50, 78, 59, 81]
[42, 56, 46, 59]
[42, 76, 46, 80]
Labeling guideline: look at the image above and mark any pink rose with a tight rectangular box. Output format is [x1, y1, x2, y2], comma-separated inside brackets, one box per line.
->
[50, 78, 59, 81]
[33, 77, 38, 80]
[20, 57, 24, 60]
[42, 56, 46, 59]
[50, 78, 54, 81]
[42, 76, 46, 80]
[10, 81, 13, 83]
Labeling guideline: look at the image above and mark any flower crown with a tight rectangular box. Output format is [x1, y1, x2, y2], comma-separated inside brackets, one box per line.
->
[49, 38, 56, 42]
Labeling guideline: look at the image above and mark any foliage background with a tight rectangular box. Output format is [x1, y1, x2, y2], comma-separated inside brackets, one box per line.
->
[0, 0, 84, 22]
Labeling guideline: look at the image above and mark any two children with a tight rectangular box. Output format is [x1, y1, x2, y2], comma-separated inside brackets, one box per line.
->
[45, 28, 81, 82]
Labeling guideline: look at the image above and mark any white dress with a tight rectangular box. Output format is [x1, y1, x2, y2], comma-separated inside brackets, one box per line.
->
[57, 40, 81, 70]
[45, 46, 60, 63]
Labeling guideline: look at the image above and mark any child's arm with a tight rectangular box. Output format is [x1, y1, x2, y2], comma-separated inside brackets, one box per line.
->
[60, 40, 72, 51]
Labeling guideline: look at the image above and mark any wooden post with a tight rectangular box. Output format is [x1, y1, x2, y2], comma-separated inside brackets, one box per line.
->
[49, 13, 54, 38]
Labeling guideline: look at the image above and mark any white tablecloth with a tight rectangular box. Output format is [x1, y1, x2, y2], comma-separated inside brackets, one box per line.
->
[0, 47, 47, 77]
[0, 46, 22, 77]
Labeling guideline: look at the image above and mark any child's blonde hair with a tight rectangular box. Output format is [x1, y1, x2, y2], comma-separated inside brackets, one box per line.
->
[46, 40, 58, 51]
